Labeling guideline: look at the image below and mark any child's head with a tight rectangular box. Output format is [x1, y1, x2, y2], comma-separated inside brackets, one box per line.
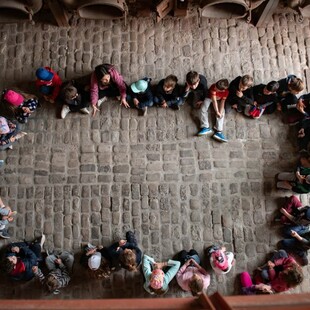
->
[149, 268, 166, 295]
[3, 90, 24, 107]
[216, 79, 229, 90]
[264, 81, 279, 95]
[288, 77, 304, 94]
[283, 263, 304, 288]
[3, 255, 17, 273]
[163, 75, 178, 93]
[95, 64, 112, 85]
[239, 75, 254, 91]
[120, 249, 137, 271]
[46, 274, 59, 293]
[188, 274, 204, 296]
[36, 67, 54, 82]
[88, 252, 102, 271]
[186, 71, 200, 89]
[131, 80, 148, 94]
[211, 249, 229, 272]
[63, 86, 78, 101]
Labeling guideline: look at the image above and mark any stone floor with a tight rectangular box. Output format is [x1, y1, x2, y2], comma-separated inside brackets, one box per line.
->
[0, 10, 310, 299]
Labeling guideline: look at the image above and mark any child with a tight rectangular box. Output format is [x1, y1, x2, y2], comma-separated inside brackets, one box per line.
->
[33, 250, 74, 294]
[129, 78, 153, 116]
[154, 74, 184, 110]
[105, 231, 142, 271]
[276, 195, 310, 226]
[244, 81, 279, 118]
[197, 79, 229, 142]
[276, 156, 310, 193]
[184, 71, 208, 109]
[0, 116, 26, 151]
[297, 117, 310, 151]
[80, 243, 111, 279]
[90, 63, 129, 116]
[289, 92, 310, 125]
[175, 249, 210, 296]
[0, 197, 17, 239]
[277, 74, 304, 114]
[280, 230, 310, 266]
[227, 74, 254, 112]
[3, 235, 45, 281]
[206, 245, 235, 275]
[142, 254, 180, 295]
[59, 81, 90, 119]
[2, 89, 38, 124]
[255, 249, 304, 291]
[35, 67, 62, 104]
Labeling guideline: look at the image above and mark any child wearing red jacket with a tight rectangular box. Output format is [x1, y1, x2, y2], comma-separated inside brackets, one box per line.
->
[35, 67, 62, 103]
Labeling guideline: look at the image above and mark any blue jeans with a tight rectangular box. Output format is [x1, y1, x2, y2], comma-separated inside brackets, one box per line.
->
[153, 96, 184, 108]
[283, 225, 310, 238]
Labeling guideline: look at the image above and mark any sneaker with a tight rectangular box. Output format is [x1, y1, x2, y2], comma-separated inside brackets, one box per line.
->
[40, 234, 46, 249]
[8, 145, 13, 150]
[61, 105, 71, 119]
[171, 105, 180, 110]
[116, 96, 121, 101]
[197, 127, 212, 136]
[0, 160, 4, 167]
[141, 107, 147, 116]
[80, 107, 90, 114]
[97, 96, 108, 107]
[300, 252, 308, 266]
[0, 229, 10, 239]
[213, 131, 228, 143]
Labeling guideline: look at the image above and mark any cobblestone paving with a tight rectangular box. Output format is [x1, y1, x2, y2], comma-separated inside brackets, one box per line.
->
[0, 10, 310, 299]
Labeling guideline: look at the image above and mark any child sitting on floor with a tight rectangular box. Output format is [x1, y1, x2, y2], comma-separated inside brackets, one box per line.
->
[0, 196, 17, 239]
[2, 89, 38, 124]
[35, 67, 62, 104]
[154, 74, 184, 110]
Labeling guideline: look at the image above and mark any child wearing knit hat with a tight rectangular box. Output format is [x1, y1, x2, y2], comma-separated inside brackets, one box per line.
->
[2, 89, 38, 123]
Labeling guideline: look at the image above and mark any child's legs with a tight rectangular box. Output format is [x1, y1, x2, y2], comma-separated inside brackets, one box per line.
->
[29, 242, 41, 259]
[215, 110, 225, 132]
[138, 99, 154, 109]
[188, 249, 200, 264]
[271, 249, 288, 261]
[0, 206, 10, 216]
[98, 86, 120, 99]
[277, 172, 296, 182]
[240, 272, 253, 288]
[200, 98, 212, 128]
[177, 250, 189, 265]
[59, 251, 74, 272]
[261, 267, 270, 281]
[126, 231, 137, 245]
[46, 254, 58, 271]
[167, 97, 183, 107]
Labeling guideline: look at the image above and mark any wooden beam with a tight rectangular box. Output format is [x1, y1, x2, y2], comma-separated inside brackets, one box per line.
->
[47, 0, 70, 27]
[251, 0, 279, 27]
[156, 0, 174, 22]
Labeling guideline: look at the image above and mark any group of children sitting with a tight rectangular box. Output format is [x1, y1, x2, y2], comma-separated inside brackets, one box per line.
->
[1, 225, 235, 296]
[1, 63, 308, 150]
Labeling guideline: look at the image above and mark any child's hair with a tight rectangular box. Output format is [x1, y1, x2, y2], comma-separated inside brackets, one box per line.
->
[119, 249, 137, 272]
[288, 77, 304, 93]
[149, 287, 167, 295]
[188, 276, 204, 296]
[164, 75, 178, 88]
[216, 79, 229, 90]
[2, 257, 14, 273]
[283, 263, 304, 288]
[63, 86, 78, 100]
[241, 75, 254, 87]
[46, 274, 59, 292]
[95, 64, 114, 80]
[186, 71, 199, 85]
[266, 81, 279, 93]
